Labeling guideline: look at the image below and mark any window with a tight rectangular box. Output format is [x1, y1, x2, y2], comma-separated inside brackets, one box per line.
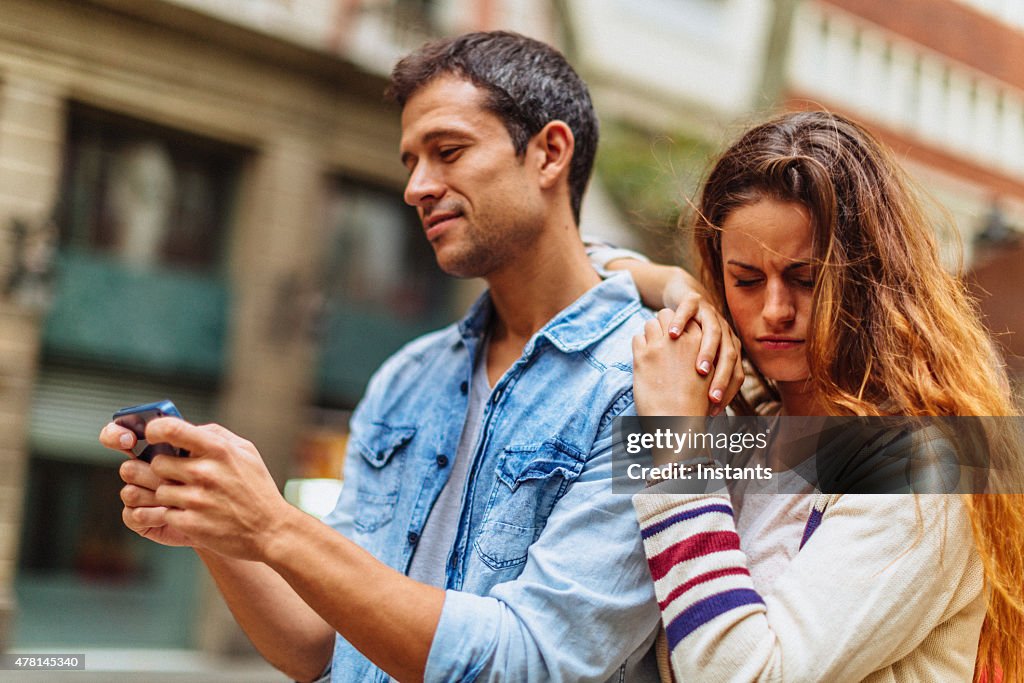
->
[321, 177, 450, 319]
[44, 105, 244, 377]
[315, 177, 458, 405]
[57, 104, 243, 271]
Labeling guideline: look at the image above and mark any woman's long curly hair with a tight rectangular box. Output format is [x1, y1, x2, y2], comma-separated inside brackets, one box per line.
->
[693, 110, 1024, 681]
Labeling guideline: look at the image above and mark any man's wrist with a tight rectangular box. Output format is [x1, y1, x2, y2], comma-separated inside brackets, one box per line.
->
[258, 502, 312, 567]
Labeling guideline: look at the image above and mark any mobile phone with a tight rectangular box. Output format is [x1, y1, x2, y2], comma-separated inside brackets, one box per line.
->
[112, 400, 189, 462]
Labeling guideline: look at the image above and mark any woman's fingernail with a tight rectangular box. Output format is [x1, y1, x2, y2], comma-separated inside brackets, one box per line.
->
[669, 326, 681, 337]
[698, 361, 711, 375]
[711, 389, 723, 402]
[120, 433, 134, 448]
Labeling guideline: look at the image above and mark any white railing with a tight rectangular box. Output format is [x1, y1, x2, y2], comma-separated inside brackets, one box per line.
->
[788, 3, 1024, 181]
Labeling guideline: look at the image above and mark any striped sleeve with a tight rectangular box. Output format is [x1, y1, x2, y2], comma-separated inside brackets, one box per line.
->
[633, 491, 984, 683]
[633, 492, 772, 681]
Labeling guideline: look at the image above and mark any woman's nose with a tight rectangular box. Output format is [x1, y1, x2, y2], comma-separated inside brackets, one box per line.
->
[762, 280, 796, 328]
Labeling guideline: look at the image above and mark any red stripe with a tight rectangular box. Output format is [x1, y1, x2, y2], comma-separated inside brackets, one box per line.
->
[658, 567, 751, 611]
[647, 531, 741, 581]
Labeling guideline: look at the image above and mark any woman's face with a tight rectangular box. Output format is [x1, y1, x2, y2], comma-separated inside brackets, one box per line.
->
[720, 198, 815, 384]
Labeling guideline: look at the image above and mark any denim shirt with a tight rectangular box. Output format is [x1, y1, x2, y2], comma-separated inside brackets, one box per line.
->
[322, 272, 660, 682]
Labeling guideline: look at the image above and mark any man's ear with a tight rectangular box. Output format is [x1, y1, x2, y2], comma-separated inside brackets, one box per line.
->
[533, 120, 574, 191]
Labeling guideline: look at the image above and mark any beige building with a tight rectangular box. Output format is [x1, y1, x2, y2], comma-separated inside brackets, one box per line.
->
[0, 0, 472, 660]
[0, 0, 578, 666]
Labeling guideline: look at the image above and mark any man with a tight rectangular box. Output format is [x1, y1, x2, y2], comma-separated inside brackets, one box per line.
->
[102, 31, 739, 682]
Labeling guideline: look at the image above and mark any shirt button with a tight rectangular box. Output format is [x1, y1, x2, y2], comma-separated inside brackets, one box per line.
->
[408, 531, 419, 545]
[460, 381, 468, 395]
[436, 454, 449, 467]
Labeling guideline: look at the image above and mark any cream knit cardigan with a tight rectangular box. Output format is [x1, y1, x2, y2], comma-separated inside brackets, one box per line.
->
[633, 491, 986, 682]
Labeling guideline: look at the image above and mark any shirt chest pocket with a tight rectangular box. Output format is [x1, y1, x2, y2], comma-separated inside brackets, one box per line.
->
[474, 440, 585, 570]
[353, 423, 415, 534]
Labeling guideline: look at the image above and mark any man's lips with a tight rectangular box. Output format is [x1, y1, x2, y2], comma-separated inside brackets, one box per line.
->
[756, 336, 805, 350]
[423, 212, 461, 239]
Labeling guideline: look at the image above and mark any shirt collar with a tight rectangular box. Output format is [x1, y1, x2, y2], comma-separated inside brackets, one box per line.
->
[456, 270, 641, 355]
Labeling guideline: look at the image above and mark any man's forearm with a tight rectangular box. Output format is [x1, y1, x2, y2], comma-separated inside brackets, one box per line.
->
[260, 506, 446, 683]
[197, 548, 336, 682]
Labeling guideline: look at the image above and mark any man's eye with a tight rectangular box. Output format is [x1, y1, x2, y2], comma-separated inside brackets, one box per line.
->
[439, 147, 463, 161]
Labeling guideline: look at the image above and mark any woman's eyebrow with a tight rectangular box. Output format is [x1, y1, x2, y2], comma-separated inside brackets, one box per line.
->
[725, 260, 762, 272]
[726, 259, 813, 272]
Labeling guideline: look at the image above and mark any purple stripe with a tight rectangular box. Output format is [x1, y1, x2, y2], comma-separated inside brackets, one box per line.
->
[799, 507, 824, 549]
[665, 588, 765, 650]
[641, 504, 734, 539]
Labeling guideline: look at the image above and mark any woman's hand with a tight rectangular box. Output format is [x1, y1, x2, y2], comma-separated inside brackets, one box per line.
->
[610, 260, 744, 409]
[633, 309, 715, 417]
[660, 268, 744, 409]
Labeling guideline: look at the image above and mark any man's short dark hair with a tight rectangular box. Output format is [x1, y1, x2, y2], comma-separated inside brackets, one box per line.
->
[387, 31, 598, 224]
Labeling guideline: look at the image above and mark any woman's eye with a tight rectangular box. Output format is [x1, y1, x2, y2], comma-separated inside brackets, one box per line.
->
[791, 274, 815, 289]
[733, 278, 762, 287]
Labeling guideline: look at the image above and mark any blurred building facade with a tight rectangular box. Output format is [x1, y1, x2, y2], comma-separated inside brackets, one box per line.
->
[0, 0, 554, 657]
[785, 0, 1024, 372]
[1, 0, 1022, 666]
[565, 0, 1024, 368]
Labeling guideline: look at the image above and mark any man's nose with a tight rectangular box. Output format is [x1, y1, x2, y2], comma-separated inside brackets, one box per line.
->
[403, 162, 445, 208]
[762, 280, 796, 328]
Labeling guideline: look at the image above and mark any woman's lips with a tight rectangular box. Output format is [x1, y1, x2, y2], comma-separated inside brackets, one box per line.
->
[756, 337, 805, 350]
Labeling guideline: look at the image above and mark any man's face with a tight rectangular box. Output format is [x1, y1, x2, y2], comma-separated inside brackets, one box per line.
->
[399, 76, 545, 278]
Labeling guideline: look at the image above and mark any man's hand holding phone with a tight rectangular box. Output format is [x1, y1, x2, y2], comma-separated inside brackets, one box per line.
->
[100, 401, 298, 562]
[101, 402, 195, 548]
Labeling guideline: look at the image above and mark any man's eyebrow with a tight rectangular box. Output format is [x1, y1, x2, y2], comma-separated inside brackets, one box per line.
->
[399, 128, 475, 166]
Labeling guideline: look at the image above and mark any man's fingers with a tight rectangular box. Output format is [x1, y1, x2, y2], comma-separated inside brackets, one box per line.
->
[100, 422, 137, 453]
[123, 504, 170, 530]
[144, 417, 229, 457]
[120, 458, 166, 491]
[153, 481, 202, 511]
[120, 484, 160, 508]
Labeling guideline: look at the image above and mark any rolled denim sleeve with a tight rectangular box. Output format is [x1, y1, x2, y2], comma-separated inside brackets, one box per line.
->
[424, 411, 660, 682]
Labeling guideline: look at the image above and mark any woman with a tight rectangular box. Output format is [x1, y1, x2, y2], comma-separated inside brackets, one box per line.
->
[626, 111, 1024, 681]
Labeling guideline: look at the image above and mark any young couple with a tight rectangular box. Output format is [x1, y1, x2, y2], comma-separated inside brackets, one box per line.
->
[101, 31, 1023, 682]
